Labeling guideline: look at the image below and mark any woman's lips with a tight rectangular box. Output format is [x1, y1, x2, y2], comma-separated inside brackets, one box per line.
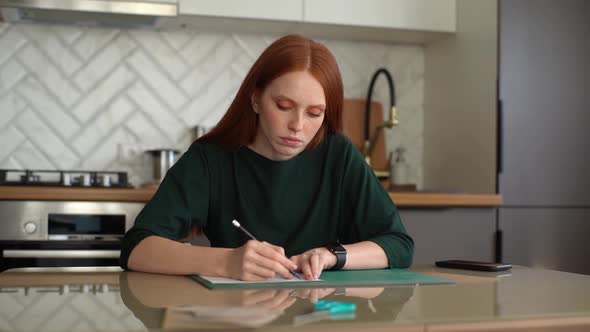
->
[280, 137, 303, 147]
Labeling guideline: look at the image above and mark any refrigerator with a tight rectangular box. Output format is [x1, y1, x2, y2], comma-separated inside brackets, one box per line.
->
[497, 0, 590, 274]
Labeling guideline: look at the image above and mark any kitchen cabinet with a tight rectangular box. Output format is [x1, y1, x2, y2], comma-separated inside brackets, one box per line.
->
[178, 0, 303, 22]
[187, 207, 498, 265]
[499, 0, 590, 207]
[178, 0, 456, 32]
[400, 208, 496, 265]
[423, 0, 498, 193]
[142, 0, 177, 3]
[303, 0, 456, 32]
[498, 0, 590, 275]
[0, 186, 499, 267]
[499, 208, 590, 275]
[175, 0, 455, 44]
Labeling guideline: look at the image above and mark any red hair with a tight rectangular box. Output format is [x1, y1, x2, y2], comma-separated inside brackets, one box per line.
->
[197, 34, 343, 150]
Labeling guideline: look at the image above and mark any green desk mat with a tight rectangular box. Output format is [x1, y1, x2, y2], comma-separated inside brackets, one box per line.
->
[191, 269, 453, 289]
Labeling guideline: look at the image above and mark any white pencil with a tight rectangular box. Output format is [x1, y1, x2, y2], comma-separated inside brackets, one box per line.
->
[231, 219, 304, 280]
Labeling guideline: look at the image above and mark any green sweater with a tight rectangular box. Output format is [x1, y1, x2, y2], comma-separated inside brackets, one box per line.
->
[120, 133, 413, 270]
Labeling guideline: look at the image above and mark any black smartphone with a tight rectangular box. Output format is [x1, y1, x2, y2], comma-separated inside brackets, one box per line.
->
[435, 260, 512, 272]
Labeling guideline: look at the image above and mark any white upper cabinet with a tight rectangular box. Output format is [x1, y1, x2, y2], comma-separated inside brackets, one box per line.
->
[303, 0, 456, 32]
[179, 0, 303, 22]
[142, 0, 177, 3]
[176, 0, 456, 43]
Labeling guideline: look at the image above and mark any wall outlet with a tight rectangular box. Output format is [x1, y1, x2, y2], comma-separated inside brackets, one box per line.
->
[117, 143, 145, 164]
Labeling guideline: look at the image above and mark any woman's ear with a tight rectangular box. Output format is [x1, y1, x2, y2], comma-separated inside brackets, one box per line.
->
[251, 92, 260, 114]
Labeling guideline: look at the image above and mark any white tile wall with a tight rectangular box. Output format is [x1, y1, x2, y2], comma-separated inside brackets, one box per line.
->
[0, 22, 424, 188]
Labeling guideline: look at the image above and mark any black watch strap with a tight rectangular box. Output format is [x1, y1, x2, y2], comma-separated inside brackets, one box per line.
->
[327, 243, 347, 270]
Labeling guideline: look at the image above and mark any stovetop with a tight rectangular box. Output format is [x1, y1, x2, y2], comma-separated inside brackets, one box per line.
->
[0, 169, 130, 188]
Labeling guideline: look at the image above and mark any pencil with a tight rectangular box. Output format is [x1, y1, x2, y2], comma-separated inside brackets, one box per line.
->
[231, 219, 304, 280]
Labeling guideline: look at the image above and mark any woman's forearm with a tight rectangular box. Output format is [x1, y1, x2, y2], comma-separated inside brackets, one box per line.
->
[342, 241, 389, 270]
[127, 236, 231, 276]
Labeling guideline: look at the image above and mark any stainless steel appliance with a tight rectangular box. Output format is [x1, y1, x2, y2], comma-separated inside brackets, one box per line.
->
[0, 169, 130, 188]
[0, 201, 143, 271]
[497, 0, 590, 274]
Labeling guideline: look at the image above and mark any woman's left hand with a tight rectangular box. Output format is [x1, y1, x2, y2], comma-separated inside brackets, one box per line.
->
[290, 247, 337, 280]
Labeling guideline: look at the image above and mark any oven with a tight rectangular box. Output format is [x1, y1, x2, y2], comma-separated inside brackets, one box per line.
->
[0, 201, 143, 272]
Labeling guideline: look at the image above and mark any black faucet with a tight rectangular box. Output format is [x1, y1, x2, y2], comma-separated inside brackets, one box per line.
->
[363, 68, 399, 166]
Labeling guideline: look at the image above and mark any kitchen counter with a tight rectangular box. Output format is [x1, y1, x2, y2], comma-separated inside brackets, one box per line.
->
[0, 186, 502, 207]
[1, 266, 589, 332]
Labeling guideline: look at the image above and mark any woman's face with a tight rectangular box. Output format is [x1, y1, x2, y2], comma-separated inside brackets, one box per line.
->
[250, 70, 326, 161]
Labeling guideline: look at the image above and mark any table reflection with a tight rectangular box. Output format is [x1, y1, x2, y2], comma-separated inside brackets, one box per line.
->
[0, 280, 144, 332]
[118, 271, 415, 330]
[3, 266, 590, 331]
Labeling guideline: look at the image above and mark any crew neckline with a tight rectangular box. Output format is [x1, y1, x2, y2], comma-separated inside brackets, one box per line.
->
[241, 145, 306, 165]
[237, 134, 333, 165]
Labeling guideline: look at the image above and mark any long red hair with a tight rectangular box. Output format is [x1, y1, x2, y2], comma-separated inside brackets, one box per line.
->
[197, 34, 343, 150]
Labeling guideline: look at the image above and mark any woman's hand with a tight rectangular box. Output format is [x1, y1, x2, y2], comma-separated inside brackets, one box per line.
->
[226, 240, 298, 281]
[241, 289, 297, 311]
[344, 287, 384, 299]
[290, 247, 337, 280]
[293, 288, 335, 303]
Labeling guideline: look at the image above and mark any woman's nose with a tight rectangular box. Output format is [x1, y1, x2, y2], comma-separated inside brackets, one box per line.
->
[288, 112, 304, 131]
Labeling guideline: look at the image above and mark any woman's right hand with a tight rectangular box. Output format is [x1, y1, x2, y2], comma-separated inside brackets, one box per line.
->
[226, 240, 298, 281]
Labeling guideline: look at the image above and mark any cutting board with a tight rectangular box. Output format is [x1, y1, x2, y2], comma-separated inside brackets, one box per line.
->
[342, 98, 388, 173]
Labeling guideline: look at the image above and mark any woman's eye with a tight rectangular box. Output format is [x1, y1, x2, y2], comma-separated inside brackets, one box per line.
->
[308, 109, 324, 118]
[277, 103, 291, 110]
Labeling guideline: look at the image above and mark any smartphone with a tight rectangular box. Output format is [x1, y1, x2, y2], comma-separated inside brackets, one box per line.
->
[435, 260, 512, 272]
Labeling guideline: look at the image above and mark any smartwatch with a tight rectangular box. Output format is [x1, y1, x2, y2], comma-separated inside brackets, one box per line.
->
[326, 242, 347, 270]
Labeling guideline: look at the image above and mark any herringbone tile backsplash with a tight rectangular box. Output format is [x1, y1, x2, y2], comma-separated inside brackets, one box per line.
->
[0, 23, 424, 188]
[0, 285, 144, 332]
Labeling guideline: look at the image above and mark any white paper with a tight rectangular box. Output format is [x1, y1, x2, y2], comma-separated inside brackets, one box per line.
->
[200, 275, 320, 284]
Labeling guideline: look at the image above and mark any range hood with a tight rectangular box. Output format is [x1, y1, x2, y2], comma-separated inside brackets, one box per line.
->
[0, 0, 178, 28]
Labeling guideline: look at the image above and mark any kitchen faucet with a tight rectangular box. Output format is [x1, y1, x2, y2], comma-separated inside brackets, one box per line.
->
[364, 68, 399, 166]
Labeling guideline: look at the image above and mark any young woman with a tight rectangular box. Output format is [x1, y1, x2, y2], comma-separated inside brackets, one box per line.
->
[121, 34, 413, 281]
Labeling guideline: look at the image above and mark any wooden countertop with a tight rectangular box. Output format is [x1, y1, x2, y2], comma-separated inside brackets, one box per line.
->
[0, 186, 502, 207]
[390, 192, 502, 207]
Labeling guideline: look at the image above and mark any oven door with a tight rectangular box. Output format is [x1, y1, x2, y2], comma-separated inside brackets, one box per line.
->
[0, 201, 143, 272]
[0, 240, 122, 272]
